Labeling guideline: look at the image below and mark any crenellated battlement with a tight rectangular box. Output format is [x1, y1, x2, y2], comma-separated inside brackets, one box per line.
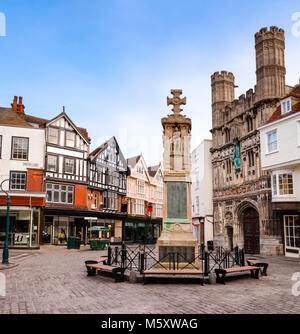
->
[255, 26, 285, 44]
[211, 71, 235, 84]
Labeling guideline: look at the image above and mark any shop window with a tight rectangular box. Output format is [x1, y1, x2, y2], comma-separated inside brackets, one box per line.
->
[10, 171, 27, 190]
[284, 215, 300, 249]
[11, 137, 29, 160]
[46, 183, 74, 204]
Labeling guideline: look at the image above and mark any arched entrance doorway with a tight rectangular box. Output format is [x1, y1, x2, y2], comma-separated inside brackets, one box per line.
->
[241, 207, 260, 254]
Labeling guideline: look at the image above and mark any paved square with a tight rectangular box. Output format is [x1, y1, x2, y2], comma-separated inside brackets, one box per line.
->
[0, 246, 299, 314]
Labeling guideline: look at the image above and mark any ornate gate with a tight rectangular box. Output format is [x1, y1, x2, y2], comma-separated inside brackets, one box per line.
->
[242, 207, 260, 254]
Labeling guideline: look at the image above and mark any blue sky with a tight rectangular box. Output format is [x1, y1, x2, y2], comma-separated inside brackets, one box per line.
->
[0, 0, 299, 165]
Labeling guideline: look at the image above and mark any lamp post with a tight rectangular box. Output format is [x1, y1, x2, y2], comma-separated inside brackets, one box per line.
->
[1, 179, 11, 265]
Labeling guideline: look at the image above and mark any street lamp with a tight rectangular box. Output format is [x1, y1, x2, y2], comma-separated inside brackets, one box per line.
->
[1, 179, 11, 265]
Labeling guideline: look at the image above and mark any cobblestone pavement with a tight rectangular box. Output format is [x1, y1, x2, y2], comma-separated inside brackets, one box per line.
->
[0, 245, 299, 314]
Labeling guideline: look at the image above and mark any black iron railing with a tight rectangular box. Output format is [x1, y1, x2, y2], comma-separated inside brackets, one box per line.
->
[105, 243, 245, 275]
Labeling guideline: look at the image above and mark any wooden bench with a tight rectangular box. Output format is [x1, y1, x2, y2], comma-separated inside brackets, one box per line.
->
[86, 263, 125, 282]
[215, 266, 261, 284]
[143, 269, 204, 285]
[247, 259, 268, 276]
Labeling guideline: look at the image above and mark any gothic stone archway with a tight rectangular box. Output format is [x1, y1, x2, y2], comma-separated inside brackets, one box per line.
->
[241, 207, 260, 254]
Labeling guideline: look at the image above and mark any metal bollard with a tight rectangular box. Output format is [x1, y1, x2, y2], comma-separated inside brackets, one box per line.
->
[107, 246, 112, 265]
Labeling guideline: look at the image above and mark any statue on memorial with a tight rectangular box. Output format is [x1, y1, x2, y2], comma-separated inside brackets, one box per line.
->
[231, 139, 241, 170]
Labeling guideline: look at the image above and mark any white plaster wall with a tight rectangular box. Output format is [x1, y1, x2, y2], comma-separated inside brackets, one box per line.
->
[260, 113, 300, 170]
[191, 140, 213, 217]
[0, 125, 45, 191]
[191, 139, 213, 243]
[260, 113, 300, 202]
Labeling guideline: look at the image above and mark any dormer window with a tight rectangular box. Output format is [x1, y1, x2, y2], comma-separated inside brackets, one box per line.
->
[281, 98, 292, 115]
[136, 165, 144, 174]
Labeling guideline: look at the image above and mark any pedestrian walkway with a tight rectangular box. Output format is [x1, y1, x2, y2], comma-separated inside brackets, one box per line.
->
[0, 245, 299, 314]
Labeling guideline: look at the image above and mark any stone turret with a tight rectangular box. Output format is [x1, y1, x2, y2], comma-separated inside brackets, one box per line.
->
[211, 71, 235, 128]
[255, 26, 286, 102]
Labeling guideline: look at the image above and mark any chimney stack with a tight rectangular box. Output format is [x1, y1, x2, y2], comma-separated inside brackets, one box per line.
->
[17, 96, 25, 114]
[11, 96, 18, 111]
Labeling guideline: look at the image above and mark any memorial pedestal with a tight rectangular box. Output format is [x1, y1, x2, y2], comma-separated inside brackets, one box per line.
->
[156, 91, 198, 268]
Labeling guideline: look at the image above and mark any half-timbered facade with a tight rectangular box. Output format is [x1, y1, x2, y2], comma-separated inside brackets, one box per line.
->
[125, 154, 163, 244]
[25, 109, 91, 244]
[87, 137, 128, 242]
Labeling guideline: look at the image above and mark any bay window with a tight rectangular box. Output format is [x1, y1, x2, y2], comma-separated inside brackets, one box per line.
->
[272, 171, 294, 196]
[46, 183, 74, 204]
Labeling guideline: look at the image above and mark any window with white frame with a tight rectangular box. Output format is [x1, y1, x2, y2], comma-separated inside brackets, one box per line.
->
[48, 127, 59, 145]
[11, 137, 29, 160]
[103, 191, 118, 210]
[137, 180, 145, 194]
[133, 199, 144, 215]
[136, 165, 144, 174]
[94, 193, 98, 208]
[46, 183, 74, 204]
[64, 158, 75, 174]
[155, 204, 163, 217]
[10, 171, 27, 190]
[156, 172, 162, 182]
[284, 215, 300, 249]
[267, 130, 277, 153]
[156, 187, 163, 200]
[272, 171, 294, 196]
[65, 131, 75, 147]
[281, 98, 292, 115]
[47, 155, 58, 172]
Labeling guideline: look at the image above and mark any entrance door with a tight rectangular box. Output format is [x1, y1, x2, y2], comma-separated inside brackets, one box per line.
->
[242, 207, 260, 254]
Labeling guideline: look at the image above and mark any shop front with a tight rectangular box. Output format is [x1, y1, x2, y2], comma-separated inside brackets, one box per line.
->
[0, 206, 41, 249]
[43, 215, 84, 245]
[123, 217, 162, 244]
[272, 202, 300, 258]
[42, 210, 125, 245]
